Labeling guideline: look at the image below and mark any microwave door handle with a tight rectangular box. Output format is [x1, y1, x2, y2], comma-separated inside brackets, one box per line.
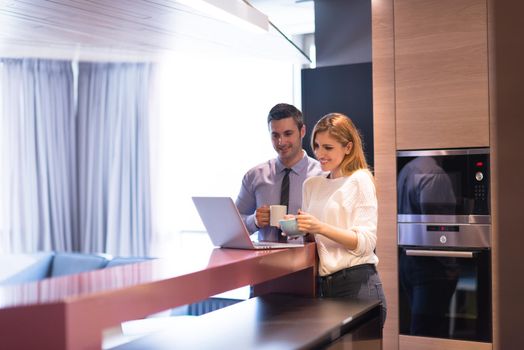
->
[405, 250, 475, 258]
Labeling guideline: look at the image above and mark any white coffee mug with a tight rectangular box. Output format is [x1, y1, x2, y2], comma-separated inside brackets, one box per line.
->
[269, 205, 287, 227]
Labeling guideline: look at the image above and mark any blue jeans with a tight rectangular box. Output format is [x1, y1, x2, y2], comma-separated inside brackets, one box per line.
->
[318, 264, 387, 326]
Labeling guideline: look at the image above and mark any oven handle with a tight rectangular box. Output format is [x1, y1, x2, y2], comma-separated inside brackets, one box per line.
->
[405, 250, 475, 258]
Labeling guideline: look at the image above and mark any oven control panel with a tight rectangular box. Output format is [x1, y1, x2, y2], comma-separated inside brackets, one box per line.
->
[472, 157, 489, 214]
[398, 223, 491, 248]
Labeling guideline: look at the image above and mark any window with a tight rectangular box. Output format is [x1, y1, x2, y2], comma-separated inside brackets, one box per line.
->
[151, 53, 298, 244]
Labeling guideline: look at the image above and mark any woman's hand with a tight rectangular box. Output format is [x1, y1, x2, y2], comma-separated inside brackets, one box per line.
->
[296, 209, 324, 235]
[296, 209, 359, 250]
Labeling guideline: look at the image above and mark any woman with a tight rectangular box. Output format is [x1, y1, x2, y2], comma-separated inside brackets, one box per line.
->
[291, 113, 387, 324]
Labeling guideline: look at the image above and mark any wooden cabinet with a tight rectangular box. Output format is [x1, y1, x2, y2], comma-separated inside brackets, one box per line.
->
[394, 0, 489, 150]
[399, 335, 492, 350]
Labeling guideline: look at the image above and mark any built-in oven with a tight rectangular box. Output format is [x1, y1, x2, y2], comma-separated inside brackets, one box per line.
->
[397, 148, 492, 343]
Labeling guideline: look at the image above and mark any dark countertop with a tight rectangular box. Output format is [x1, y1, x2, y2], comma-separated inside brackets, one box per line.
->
[113, 293, 382, 350]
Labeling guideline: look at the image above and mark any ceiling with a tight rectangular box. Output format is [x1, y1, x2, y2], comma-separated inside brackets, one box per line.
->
[250, 0, 314, 36]
[0, 0, 314, 63]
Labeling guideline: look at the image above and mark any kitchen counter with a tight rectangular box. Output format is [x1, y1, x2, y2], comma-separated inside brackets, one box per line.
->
[0, 243, 316, 350]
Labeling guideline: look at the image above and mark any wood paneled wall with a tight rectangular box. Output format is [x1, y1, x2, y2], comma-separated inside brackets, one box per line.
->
[489, 1, 524, 349]
[486, 0, 498, 347]
[372, 1, 398, 349]
[394, 0, 489, 150]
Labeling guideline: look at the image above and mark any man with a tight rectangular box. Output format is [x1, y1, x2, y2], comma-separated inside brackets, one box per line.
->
[235, 103, 323, 242]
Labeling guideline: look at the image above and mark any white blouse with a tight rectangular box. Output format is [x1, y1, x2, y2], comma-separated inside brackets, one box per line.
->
[302, 169, 379, 276]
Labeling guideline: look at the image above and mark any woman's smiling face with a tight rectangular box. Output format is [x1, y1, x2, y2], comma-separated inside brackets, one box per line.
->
[313, 131, 352, 178]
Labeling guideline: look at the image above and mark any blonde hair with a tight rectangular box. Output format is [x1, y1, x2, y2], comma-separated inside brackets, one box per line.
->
[311, 113, 369, 176]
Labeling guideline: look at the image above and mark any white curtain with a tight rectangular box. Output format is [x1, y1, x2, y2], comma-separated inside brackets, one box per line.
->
[0, 59, 76, 253]
[0, 59, 153, 256]
[77, 62, 152, 256]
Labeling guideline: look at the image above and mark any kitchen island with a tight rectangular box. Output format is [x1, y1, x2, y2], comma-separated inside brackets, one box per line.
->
[0, 243, 316, 350]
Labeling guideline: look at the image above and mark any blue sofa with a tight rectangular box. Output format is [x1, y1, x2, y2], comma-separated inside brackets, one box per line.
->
[0, 252, 152, 286]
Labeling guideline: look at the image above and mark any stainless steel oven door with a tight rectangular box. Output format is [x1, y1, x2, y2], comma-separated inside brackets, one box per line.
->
[398, 246, 492, 342]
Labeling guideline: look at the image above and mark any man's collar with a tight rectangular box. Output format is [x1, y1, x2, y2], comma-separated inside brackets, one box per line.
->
[276, 150, 307, 174]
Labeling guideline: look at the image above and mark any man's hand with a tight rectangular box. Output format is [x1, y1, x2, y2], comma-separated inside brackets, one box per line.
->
[255, 205, 270, 228]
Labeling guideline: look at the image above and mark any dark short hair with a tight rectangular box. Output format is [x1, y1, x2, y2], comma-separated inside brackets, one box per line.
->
[267, 103, 304, 130]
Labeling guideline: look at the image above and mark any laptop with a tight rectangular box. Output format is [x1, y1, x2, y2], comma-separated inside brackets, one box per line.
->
[192, 197, 304, 250]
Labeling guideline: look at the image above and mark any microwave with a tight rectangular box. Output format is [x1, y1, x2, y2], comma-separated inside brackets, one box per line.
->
[397, 148, 490, 224]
